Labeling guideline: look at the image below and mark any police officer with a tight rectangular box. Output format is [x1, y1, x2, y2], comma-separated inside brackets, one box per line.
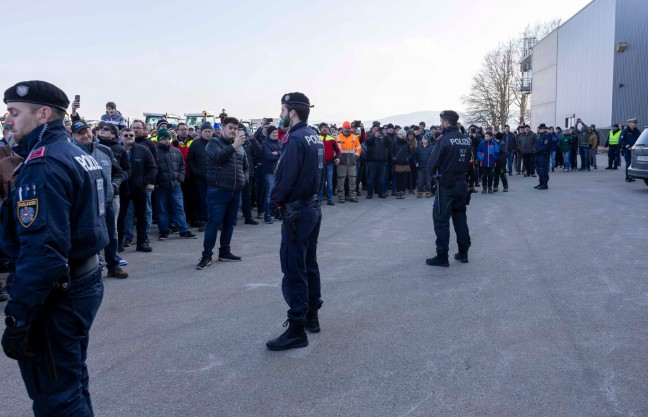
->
[1, 81, 108, 416]
[266, 92, 324, 351]
[426, 111, 472, 267]
[620, 117, 641, 182]
[534, 123, 551, 190]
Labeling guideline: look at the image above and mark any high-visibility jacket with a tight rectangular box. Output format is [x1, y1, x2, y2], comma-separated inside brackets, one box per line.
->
[336, 133, 361, 156]
[609, 130, 620, 145]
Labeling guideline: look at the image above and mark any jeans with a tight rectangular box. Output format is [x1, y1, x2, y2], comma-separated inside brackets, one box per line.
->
[146, 191, 152, 236]
[104, 199, 120, 271]
[154, 184, 189, 233]
[256, 166, 266, 215]
[124, 201, 134, 242]
[366, 161, 388, 195]
[563, 150, 571, 170]
[318, 162, 335, 201]
[579, 146, 590, 170]
[202, 188, 241, 258]
[263, 173, 275, 219]
[417, 169, 431, 192]
[507, 151, 514, 174]
[624, 148, 632, 179]
[550, 150, 557, 169]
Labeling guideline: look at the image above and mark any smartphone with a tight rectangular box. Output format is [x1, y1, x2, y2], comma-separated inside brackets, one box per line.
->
[265, 118, 273, 123]
[74, 95, 80, 103]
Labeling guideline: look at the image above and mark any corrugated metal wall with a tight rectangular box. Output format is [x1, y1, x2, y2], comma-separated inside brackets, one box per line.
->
[611, 0, 648, 126]
[555, 0, 616, 128]
[531, 30, 559, 127]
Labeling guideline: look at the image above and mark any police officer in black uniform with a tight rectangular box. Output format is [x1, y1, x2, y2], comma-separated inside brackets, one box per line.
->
[1, 81, 108, 416]
[426, 111, 472, 267]
[534, 123, 551, 189]
[266, 92, 324, 351]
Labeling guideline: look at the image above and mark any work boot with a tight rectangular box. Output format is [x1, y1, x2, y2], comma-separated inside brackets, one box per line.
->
[349, 197, 359, 203]
[605, 166, 612, 170]
[426, 192, 431, 198]
[198, 221, 207, 232]
[244, 218, 259, 225]
[107, 267, 129, 279]
[266, 320, 309, 351]
[426, 254, 449, 267]
[488, 188, 493, 194]
[493, 186, 498, 192]
[305, 309, 320, 333]
[454, 251, 469, 263]
[327, 200, 335, 205]
[136, 243, 153, 252]
[417, 192, 422, 198]
[503, 187, 509, 192]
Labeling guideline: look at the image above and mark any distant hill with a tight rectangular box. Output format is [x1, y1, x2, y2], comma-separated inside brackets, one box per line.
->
[363, 111, 461, 127]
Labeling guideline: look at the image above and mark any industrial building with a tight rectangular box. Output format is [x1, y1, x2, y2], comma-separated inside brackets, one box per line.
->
[524, 0, 648, 129]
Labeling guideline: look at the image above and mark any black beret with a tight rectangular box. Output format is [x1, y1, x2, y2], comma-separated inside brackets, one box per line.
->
[281, 92, 314, 107]
[98, 121, 119, 136]
[199, 122, 213, 130]
[439, 110, 459, 121]
[4, 80, 70, 111]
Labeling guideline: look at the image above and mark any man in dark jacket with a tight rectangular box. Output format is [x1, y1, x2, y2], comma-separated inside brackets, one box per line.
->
[518, 125, 537, 177]
[240, 125, 261, 225]
[620, 117, 641, 182]
[501, 125, 516, 175]
[196, 117, 249, 270]
[187, 122, 211, 230]
[131, 119, 158, 239]
[365, 127, 392, 198]
[118, 128, 157, 252]
[154, 129, 197, 240]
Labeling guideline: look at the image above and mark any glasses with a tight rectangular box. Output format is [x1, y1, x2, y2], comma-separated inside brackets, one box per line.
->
[99, 127, 112, 131]
[122, 134, 135, 137]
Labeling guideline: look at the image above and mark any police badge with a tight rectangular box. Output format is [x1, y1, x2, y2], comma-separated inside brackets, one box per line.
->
[16, 85, 29, 97]
[17, 199, 38, 228]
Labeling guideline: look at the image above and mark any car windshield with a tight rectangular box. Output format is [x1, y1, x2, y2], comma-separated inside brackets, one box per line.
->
[635, 129, 648, 146]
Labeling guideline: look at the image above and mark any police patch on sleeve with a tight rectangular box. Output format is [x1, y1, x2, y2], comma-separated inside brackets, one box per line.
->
[17, 199, 39, 228]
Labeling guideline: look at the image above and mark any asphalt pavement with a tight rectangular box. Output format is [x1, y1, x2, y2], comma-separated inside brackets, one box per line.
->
[1, 155, 647, 417]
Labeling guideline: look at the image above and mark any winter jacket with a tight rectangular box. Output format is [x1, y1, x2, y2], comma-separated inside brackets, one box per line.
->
[122, 144, 157, 196]
[205, 136, 249, 192]
[73, 137, 122, 201]
[391, 139, 413, 165]
[0, 146, 23, 202]
[261, 138, 282, 176]
[501, 132, 517, 152]
[416, 143, 434, 171]
[100, 111, 127, 129]
[577, 126, 590, 147]
[135, 136, 159, 165]
[336, 132, 362, 165]
[242, 136, 262, 176]
[156, 143, 186, 189]
[98, 137, 131, 183]
[365, 134, 392, 162]
[619, 126, 641, 149]
[187, 137, 208, 179]
[494, 139, 508, 163]
[477, 139, 499, 168]
[518, 132, 537, 154]
[559, 134, 571, 153]
[321, 134, 341, 163]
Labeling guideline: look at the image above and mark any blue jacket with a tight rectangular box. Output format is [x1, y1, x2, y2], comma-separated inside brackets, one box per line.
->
[261, 137, 282, 176]
[477, 139, 499, 168]
[100, 110, 127, 129]
[1, 120, 108, 323]
[535, 132, 552, 154]
[271, 121, 324, 204]
[416, 143, 434, 171]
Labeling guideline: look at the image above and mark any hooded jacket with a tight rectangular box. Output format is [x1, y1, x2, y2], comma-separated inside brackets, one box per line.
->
[100, 110, 127, 129]
[477, 139, 499, 168]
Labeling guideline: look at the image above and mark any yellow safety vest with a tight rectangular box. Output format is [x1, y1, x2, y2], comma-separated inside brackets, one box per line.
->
[609, 130, 620, 145]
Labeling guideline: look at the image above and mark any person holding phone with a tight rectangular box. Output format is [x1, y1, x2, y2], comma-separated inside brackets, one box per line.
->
[196, 117, 249, 270]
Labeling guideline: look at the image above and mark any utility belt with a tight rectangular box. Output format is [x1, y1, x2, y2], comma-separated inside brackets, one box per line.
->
[69, 254, 100, 280]
[285, 195, 319, 211]
[438, 174, 465, 188]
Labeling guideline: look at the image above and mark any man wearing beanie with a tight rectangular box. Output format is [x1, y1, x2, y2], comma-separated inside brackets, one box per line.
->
[154, 129, 197, 240]
[318, 123, 341, 205]
[2, 80, 108, 415]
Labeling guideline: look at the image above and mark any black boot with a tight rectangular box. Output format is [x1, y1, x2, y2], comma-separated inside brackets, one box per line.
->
[266, 320, 309, 351]
[305, 308, 320, 333]
[426, 254, 449, 267]
[454, 251, 469, 263]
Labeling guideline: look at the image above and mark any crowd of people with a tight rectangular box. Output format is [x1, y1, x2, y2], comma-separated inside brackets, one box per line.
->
[1, 100, 641, 285]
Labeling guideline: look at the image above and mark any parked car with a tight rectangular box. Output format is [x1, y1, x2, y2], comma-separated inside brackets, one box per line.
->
[628, 127, 648, 186]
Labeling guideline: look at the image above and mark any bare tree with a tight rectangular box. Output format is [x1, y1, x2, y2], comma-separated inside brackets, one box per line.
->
[463, 19, 561, 129]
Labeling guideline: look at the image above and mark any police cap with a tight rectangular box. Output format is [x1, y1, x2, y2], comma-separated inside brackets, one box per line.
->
[439, 110, 459, 122]
[4, 80, 70, 111]
[627, 117, 638, 123]
[538, 123, 547, 129]
[281, 92, 314, 108]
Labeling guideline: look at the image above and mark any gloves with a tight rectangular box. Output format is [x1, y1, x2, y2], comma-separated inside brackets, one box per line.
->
[2, 324, 33, 361]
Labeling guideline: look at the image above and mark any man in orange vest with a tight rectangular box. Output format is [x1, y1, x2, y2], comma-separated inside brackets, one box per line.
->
[336, 121, 362, 203]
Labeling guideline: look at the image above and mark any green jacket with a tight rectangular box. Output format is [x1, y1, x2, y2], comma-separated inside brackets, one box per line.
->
[559, 134, 571, 152]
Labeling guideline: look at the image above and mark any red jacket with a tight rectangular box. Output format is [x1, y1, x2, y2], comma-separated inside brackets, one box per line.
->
[321, 135, 341, 162]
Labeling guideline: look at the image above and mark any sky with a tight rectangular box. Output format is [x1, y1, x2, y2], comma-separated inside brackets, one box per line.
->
[1, 0, 592, 124]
